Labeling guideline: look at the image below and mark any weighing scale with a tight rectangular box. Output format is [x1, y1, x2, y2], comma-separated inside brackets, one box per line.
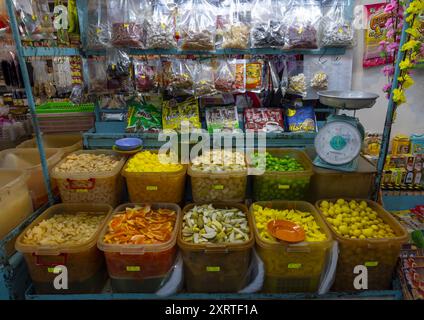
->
[314, 91, 379, 172]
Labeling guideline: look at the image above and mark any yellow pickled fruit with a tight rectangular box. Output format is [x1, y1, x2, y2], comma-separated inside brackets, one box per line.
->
[336, 199, 345, 205]
[321, 201, 329, 209]
[363, 228, 374, 237]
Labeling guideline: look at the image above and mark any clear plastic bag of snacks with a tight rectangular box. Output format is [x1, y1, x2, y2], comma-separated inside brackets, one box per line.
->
[108, 0, 146, 48]
[193, 61, 218, 97]
[146, 0, 178, 49]
[178, 0, 217, 51]
[87, 56, 108, 93]
[87, 0, 110, 50]
[250, 0, 286, 48]
[214, 59, 237, 93]
[166, 58, 195, 95]
[221, 0, 251, 49]
[284, 0, 322, 49]
[320, 0, 355, 48]
[106, 49, 133, 92]
[134, 58, 161, 93]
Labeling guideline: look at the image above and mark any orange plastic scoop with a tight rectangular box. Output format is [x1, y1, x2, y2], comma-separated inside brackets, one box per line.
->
[267, 220, 305, 243]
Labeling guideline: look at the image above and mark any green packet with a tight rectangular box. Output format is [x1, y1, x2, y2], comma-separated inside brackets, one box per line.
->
[126, 99, 162, 133]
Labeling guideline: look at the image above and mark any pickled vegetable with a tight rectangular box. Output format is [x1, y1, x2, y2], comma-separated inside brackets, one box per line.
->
[125, 151, 183, 173]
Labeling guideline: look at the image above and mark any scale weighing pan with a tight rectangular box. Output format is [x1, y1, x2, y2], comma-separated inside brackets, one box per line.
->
[317, 91, 379, 110]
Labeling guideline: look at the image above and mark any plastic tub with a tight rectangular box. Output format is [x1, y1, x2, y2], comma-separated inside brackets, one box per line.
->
[309, 156, 376, 202]
[250, 201, 332, 293]
[122, 156, 187, 203]
[315, 199, 408, 291]
[188, 167, 247, 203]
[178, 202, 254, 293]
[0, 169, 33, 257]
[252, 149, 313, 201]
[97, 203, 181, 293]
[0, 148, 63, 209]
[15, 203, 112, 294]
[51, 150, 126, 207]
[17, 134, 83, 157]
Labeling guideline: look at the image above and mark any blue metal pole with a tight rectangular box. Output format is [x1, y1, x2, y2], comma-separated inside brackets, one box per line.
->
[6, 0, 54, 205]
[373, 1, 411, 201]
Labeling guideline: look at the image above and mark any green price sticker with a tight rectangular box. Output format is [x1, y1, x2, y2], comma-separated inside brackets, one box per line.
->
[146, 186, 158, 191]
[365, 261, 379, 267]
[206, 266, 220, 272]
[212, 185, 224, 190]
[76, 189, 88, 193]
[47, 267, 60, 274]
[278, 185, 290, 190]
[126, 266, 141, 272]
[288, 263, 302, 269]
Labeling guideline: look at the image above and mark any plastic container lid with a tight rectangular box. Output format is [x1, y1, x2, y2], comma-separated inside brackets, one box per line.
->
[51, 149, 126, 180]
[97, 203, 182, 255]
[15, 203, 113, 255]
[177, 202, 254, 252]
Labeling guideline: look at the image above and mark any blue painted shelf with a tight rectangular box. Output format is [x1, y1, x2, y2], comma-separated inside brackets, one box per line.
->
[22, 47, 81, 57]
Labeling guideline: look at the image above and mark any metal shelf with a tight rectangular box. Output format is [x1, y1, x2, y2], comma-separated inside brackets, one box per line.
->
[22, 47, 81, 57]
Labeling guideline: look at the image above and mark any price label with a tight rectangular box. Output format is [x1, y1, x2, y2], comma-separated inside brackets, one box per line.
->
[206, 266, 220, 272]
[146, 186, 158, 191]
[126, 266, 141, 272]
[278, 185, 290, 190]
[212, 185, 224, 190]
[47, 267, 60, 274]
[288, 263, 302, 269]
[365, 261, 379, 267]
[76, 189, 88, 193]
[123, 24, 130, 28]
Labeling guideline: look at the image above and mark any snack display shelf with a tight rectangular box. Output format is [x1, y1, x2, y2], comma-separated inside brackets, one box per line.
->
[22, 47, 80, 57]
[382, 195, 424, 211]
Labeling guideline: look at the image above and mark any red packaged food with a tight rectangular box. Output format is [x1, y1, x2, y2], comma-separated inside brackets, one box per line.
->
[244, 108, 284, 132]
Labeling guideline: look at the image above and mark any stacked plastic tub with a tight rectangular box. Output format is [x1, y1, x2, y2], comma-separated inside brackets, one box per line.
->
[17, 134, 83, 157]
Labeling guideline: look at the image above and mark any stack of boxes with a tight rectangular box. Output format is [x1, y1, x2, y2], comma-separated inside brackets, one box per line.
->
[382, 134, 424, 196]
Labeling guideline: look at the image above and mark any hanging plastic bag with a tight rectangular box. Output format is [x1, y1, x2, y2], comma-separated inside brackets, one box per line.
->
[87, 56, 108, 93]
[166, 58, 194, 95]
[285, 0, 321, 49]
[108, 0, 145, 48]
[12, 0, 50, 43]
[214, 59, 237, 93]
[86, 0, 110, 49]
[146, 0, 178, 49]
[245, 59, 265, 92]
[133, 58, 161, 93]
[106, 49, 133, 92]
[321, 0, 355, 48]
[250, 0, 286, 48]
[221, 0, 251, 49]
[52, 57, 73, 96]
[193, 60, 217, 97]
[178, 0, 217, 51]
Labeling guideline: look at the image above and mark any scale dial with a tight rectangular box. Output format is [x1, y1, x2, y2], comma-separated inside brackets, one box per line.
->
[315, 120, 362, 165]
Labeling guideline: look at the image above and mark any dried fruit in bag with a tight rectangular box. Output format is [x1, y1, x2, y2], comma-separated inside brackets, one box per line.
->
[134, 58, 161, 93]
[214, 59, 236, 93]
[178, 0, 217, 51]
[87, 0, 110, 49]
[321, 0, 355, 47]
[87, 56, 108, 93]
[284, 0, 321, 49]
[106, 49, 133, 92]
[193, 61, 218, 97]
[108, 0, 146, 48]
[221, 0, 251, 49]
[146, 0, 177, 49]
[166, 58, 194, 95]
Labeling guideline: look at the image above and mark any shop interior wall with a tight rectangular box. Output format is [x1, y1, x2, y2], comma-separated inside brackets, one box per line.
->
[349, 0, 424, 138]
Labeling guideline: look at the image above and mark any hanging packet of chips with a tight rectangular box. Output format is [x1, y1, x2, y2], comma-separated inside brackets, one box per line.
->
[162, 96, 201, 131]
[126, 97, 162, 133]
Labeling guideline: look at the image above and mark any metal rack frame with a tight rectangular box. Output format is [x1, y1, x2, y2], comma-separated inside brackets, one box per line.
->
[0, 0, 413, 300]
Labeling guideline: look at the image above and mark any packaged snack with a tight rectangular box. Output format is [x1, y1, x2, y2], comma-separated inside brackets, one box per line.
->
[285, 104, 316, 132]
[214, 59, 237, 93]
[284, 0, 321, 49]
[133, 58, 161, 93]
[244, 108, 284, 133]
[87, 56, 108, 93]
[320, 0, 355, 48]
[363, 3, 394, 68]
[99, 94, 127, 110]
[288, 73, 307, 97]
[108, 0, 146, 48]
[166, 58, 194, 95]
[220, 0, 251, 49]
[250, 0, 286, 48]
[193, 61, 218, 97]
[233, 59, 247, 92]
[245, 60, 264, 92]
[86, 0, 110, 50]
[126, 97, 162, 133]
[106, 49, 133, 92]
[162, 96, 201, 131]
[178, 0, 217, 51]
[145, 0, 178, 49]
[205, 106, 240, 133]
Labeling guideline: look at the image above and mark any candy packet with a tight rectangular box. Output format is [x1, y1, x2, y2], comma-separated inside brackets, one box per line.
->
[206, 105, 240, 133]
[126, 97, 162, 133]
[162, 96, 201, 131]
